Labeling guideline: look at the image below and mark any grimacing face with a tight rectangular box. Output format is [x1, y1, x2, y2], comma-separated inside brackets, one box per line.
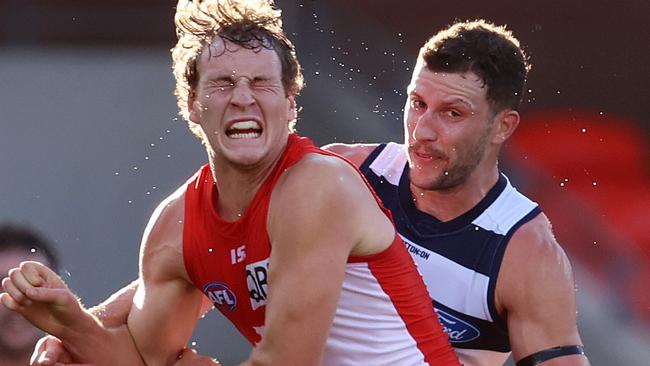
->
[404, 59, 495, 191]
[188, 38, 297, 170]
[0, 249, 48, 357]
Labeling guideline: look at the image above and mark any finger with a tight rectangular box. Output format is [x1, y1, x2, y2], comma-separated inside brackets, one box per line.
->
[9, 267, 35, 295]
[32, 336, 66, 366]
[1, 291, 23, 310]
[5, 271, 61, 305]
[2, 276, 32, 306]
[177, 347, 197, 359]
[31, 336, 50, 365]
[21, 261, 65, 288]
[25, 287, 74, 305]
[21, 261, 46, 287]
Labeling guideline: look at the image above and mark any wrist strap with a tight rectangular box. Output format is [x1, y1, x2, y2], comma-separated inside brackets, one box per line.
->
[516, 345, 585, 366]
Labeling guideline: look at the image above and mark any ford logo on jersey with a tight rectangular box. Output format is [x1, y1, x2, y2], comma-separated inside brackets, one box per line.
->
[436, 309, 480, 343]
[203, 282, 237, 311]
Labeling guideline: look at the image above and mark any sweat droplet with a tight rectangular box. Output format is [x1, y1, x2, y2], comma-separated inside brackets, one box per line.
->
[592, 181, 598, 186]
[30, 248, 37, 253]
[581, 128, 587, 133]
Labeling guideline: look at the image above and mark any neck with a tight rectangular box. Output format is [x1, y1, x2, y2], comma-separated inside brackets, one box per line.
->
[208, 152, 282, 222]
[411, 164, 499, 222]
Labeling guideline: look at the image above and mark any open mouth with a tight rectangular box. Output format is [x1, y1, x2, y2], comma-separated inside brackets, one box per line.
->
[226, 120, 263, 139]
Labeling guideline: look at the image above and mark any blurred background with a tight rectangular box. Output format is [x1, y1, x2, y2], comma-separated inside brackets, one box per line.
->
[1, 0, 648, 365]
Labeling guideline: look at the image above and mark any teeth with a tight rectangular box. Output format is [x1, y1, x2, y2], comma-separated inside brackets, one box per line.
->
[230, 121, 260, 130]
[230, 132, 261, 139]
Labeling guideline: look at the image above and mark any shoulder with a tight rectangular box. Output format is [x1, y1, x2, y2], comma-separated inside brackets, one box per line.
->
[145, 184, 186, 241]
[321, 143, 379, 167]
[508, 213, 568, 267]
[269, 153, 394, 257]
[496, 213, 575, 314]
[140, 184, 187, 281]
[269, 153, 387, 241]
[274, 153, 370, 210]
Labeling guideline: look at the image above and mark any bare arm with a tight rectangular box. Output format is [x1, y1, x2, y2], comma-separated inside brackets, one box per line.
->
[31, 264, 213, 365]
[88, 279, 140, 328]
[0, 262, 145, 366]
[498, 214, 590, 366]
[243, 154, 394, 365]
[2, 189, 208, 366]
[125, 190, 207, 366]
[89, 277, 213, 329]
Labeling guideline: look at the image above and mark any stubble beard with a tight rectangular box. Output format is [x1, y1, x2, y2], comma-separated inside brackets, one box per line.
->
[410, 128, 490, 192]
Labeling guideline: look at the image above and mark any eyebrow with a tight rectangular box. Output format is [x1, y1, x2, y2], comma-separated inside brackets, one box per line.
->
[205, 73, 275, 82]
[441, 97, 474, 109]
[408, 91, 475, 109]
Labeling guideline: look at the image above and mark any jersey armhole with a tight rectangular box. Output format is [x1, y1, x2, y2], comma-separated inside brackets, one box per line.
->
[487, 206, 543, 327]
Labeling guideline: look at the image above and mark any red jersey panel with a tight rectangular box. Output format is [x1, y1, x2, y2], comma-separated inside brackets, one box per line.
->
[182, 134, 459, 365]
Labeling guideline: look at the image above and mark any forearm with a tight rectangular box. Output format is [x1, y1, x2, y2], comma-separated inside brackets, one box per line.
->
[59, 310, 145, 366]
[89, 279, 140, 327]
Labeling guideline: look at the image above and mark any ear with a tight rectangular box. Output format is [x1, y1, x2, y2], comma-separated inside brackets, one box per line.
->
[187, 92, 201, 124]
[286, 95, 297, 122]
[491, 109, 520, 144]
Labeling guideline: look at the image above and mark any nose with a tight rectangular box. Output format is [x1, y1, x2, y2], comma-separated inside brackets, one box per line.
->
[410, 110, 438, 143]
[230, 80, 255, 108]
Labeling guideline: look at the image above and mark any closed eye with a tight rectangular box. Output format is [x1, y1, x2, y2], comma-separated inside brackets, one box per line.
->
[211, 79, 235, 88]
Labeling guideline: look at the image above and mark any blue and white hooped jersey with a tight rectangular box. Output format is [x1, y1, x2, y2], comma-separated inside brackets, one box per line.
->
[359, 143, 542, 366]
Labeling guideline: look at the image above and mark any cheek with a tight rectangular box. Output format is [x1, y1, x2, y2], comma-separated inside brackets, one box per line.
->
[403, 118, 417, 139]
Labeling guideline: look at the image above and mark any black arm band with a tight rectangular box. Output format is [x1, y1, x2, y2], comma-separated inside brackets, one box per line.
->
[516, 345, 585, 366]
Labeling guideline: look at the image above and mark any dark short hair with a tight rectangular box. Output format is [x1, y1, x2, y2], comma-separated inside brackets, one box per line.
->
[0, 223, 59, 272]
[419, 19, 531, 113]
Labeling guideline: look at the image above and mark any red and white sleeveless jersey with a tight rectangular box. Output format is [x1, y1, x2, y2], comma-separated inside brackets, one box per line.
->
[182, 134, 459, 365]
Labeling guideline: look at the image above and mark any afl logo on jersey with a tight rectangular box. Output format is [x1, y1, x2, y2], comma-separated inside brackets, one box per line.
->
[203, 282, 237, 311]
[436, 309, 480, 343]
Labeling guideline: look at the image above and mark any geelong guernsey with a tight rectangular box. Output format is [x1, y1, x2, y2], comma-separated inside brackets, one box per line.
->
[182, 134, 459, 366]
[359, 142, 542, 366]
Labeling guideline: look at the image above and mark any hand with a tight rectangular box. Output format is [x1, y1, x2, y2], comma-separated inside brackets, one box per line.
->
[30, 335, 77, 366]
[1, 261, 84, 337]
[175, 348, 221, 366]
